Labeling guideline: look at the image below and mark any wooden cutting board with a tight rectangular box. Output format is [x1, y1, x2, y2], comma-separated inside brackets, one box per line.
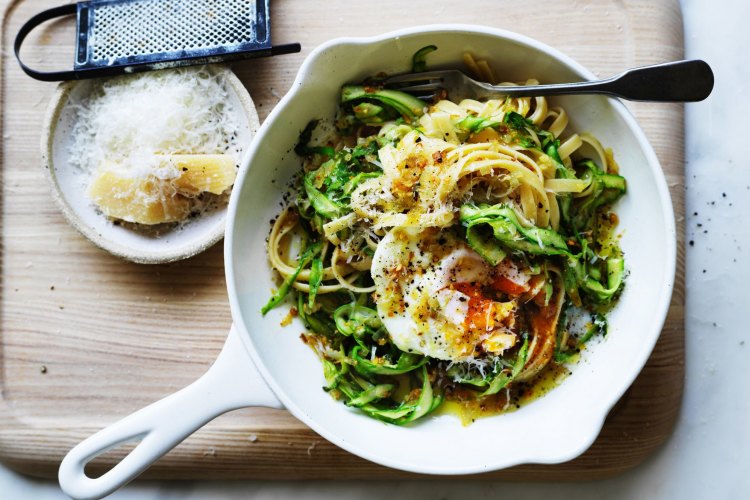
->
[0, 0, 685, 480]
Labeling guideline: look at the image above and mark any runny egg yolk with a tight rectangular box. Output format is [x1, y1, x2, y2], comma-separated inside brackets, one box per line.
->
[371, 227, 519, 362]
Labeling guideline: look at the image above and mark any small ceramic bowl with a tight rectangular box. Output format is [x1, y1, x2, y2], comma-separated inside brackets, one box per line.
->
[41, 66, 259, 264]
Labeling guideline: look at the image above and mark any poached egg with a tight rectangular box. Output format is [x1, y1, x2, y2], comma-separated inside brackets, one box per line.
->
[371, 227, 518, 362]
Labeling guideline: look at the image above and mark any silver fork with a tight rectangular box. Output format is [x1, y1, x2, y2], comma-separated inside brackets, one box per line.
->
[383, 60, 713, 102]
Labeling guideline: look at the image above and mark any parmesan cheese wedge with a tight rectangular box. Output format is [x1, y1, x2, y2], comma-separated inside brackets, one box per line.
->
[88, 154, 237, 225]
[168, 154, 237, 195]
[88, 168, 191, 225]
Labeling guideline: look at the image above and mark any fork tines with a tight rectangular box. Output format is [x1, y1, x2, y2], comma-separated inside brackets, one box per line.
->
[384, 71, 446, 101]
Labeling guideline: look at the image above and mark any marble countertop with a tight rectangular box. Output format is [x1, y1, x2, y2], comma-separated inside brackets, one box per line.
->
[2, 0, 747, 497]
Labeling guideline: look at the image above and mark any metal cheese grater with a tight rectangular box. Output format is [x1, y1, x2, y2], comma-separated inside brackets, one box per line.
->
[14, 0, 300, 81]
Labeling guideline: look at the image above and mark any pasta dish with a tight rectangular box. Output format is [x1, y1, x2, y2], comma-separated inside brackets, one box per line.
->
[262, 49, 626, 425]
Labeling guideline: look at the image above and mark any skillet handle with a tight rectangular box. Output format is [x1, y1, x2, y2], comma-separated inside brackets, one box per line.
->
[58, 325, 282, 500]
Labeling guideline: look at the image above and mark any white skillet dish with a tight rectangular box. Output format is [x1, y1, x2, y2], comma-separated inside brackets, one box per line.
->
[42, 65, 259, 264]
[58, 25, 676, 499]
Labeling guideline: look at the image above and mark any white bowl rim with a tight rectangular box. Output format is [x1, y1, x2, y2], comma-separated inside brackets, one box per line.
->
[41, 65, 259, 264]
[225, 24, 677, 474]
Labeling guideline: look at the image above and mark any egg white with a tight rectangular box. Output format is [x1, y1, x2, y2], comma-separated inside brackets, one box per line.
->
[371, 227, 493, 361]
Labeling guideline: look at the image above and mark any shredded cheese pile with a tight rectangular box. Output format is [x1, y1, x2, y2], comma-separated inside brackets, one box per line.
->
[68, 66, 243, 224]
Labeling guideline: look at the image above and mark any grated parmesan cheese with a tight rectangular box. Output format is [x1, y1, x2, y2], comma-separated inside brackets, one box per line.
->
[68, 66, 242, 225]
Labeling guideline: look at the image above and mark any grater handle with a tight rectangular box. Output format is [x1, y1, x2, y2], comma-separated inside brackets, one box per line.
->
[14, 4, 80, 82]
[16, 2, 302, 82]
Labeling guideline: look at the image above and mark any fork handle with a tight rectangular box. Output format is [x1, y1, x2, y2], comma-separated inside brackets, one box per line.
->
[497, 60, 713, 102]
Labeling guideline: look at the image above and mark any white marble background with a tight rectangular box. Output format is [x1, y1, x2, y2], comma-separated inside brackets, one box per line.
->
[2, 0, 748, 497]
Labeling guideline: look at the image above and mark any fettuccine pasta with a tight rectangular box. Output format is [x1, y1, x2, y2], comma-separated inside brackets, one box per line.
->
[261, 48, 626, 425]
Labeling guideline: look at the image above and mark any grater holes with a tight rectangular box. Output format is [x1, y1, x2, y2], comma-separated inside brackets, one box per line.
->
[90, 0, 258, 62]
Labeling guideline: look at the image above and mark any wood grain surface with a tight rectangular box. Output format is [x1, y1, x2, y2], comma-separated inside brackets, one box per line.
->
[0, 0, 685, 480]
